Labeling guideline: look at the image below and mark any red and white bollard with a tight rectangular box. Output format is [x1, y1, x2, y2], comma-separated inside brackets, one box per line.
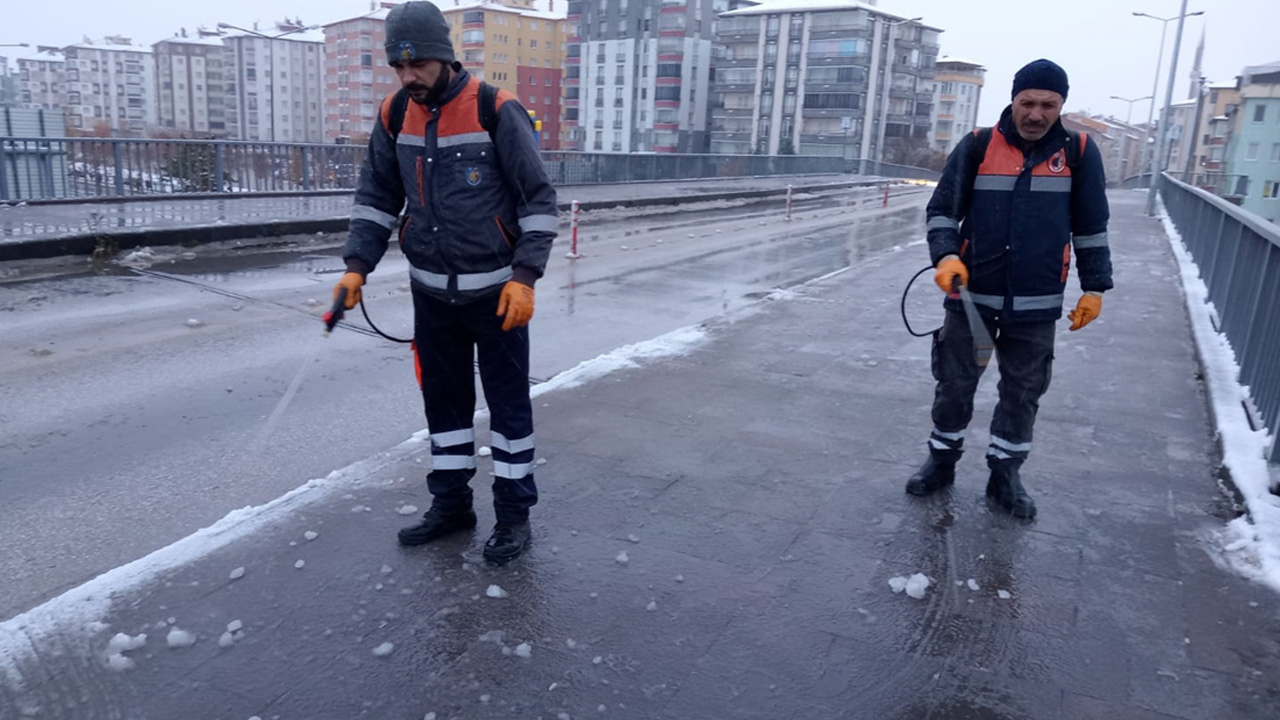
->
[786, 184, 793, 221]
[565, 199, 581, 259]
[883, 181, 890, 208]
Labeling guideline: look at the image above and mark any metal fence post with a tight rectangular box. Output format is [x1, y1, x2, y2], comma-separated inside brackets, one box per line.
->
[0, 141, 8, 201]
[112, 141, 124, 197]
[215, 144, 225, 193]
[302, 146, 311, 191]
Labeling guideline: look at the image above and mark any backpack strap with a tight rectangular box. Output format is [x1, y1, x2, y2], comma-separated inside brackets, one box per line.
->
[478, 81, 500, 138]
[387, 87, 410, 139]
[967, 126, 994, 183]
[1065, 130, 1086, 170]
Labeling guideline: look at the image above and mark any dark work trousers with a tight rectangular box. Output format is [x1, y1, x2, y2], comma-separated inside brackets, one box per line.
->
[928, 309, 1056, 465]
[412, 285, 537, 523]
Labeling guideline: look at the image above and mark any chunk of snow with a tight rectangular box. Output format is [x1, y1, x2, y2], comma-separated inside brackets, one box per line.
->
[304, 531, 318, 541]
[381, 565, 394, 574]
[104, 653, 135, 671]
[627, 534, 641, 544]
[185, 318, 205, 328]
[997, 590, 1012, 600]
[227, 620, 243, 633]
[480, 694, 491, 703]
[166, 628, 197, 648]
[396, 505, 419, 516]
[645, 601, 657, 611]
[888, 576, 909, 594]
[514, 642, 533, 658]
[593, 656, 603, 665]
[424, 714, 437, 720]
[598, 705, 607, 713]
[486, 584, 509, 599]
[294, 560, 306, 569]
[218, 632, 235, 648]
[229, 566, 246, 580]
[478, 446, 493, 457]
[571, 530, 579, 536]
[536, 458, 548, 466]
[967, 579, 980, 591]
[904, 574, 930, 599]
[107, 632, 147, 654]
[372, 642, 395, 657]
[674, 574, 684, 583]
[615, 551, 629, 565]
[86, 621, 110, 634]
[478, 630, 505, 643]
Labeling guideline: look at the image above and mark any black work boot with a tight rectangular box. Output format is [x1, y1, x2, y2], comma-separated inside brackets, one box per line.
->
[397, 506, 478, 546]
[483, 521, 531, 565]
[986, 460, 1037, 519]
[905, 451, 958, 496]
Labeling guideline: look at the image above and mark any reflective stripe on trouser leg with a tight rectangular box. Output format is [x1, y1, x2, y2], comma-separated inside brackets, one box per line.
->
[987, 318, 1056, 465]
[930, 310, 989, 458]
[474, 294, 537, 523]
[413, 286, 479, 512]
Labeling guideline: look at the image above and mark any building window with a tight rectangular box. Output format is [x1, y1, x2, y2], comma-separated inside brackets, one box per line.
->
[1254, 104, 1266, 123]
[1272, 143, 1280, 162]
[1247, 142, 1260, 161]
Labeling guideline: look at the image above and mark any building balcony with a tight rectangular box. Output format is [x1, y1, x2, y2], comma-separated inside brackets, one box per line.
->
[564, 77, 579, 87]
[658, 52, 684, 62]
[659, 30, 686, 38]
[660, 4, 687, 12]
[566, 56, 580, 65]
[655, 122, 679, 131]
[718, 57, 760, 68]
[656, 77, 681, 86]
[656, 99, 680, 109]
[564, 99, 578, 108]
[718, 107, 755, 117]
[653, 145, 678, 153]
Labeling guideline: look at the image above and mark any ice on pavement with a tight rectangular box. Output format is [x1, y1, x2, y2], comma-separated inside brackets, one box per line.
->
[229, 566, 246, 580]
[615, 551, 630, 564]
[104, 653, 136, 672]
[967, 579, 980, 591]
[675, 574, 684, 582]
[166, 627, 197, 648]
[218, 632, 235, 648]
[646, 601, 657, 611]
[184, 318, 205, 328]
[381, 564, 394, 574]
[227, 620, 243, 633]
[997, 590, 1012, 600]
[478, 446, 492, 457]
[627, 534, 641, 543]
[905, 574, 930, 599]
[397, 505, 420, 515]
[304, 531, 318, 541]
[106, 632, 147, 654]
[372, 642, 395, 657]
[514, 642, 533, 658]
[294, 560, 305, 569]
[478, 630, 505, 644]
[485, 585, 509, 599]
[888, 576, 909, 594]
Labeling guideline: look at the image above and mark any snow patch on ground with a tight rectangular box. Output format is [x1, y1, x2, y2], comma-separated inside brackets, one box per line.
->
[1159, 199, 1280, 593]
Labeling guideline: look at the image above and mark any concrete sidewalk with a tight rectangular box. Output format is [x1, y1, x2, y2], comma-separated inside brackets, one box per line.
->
[0, 174, 881, 261]
[2, 191, 1276, 720]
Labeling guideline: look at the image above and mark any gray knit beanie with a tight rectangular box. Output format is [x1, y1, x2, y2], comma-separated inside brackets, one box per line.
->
[385, 2, 455, 65]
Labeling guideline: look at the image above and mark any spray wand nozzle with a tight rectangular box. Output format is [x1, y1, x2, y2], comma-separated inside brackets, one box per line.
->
[323, 287, 347, 337]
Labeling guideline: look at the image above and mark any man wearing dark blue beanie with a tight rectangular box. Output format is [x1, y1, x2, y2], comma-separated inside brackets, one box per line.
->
[907, 58, 1114, 521]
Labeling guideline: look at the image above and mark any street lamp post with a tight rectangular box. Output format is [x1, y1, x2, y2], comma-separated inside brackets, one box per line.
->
[1111, 93, 1152, 179]
[0, 43, 32, 47]
[874, 16, 923, 171]
[1138, 3, 1201, 215]
[217, 23, 316, 142]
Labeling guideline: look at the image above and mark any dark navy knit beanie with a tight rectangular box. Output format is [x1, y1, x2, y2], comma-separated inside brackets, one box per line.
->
[385, 2, 456, 65]
[1011, 59, 1069, 100]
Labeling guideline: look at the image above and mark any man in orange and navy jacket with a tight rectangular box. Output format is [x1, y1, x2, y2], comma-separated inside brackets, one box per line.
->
[907, 59, 1112, 520]
[333, 1, 558, 563]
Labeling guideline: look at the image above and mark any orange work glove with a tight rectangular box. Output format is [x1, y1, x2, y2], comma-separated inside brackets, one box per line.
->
[1068, 292, 1102, 331]
[496, 280, 535, 331]
[333, 272, 364, 310]
[934, 255, 969, 296]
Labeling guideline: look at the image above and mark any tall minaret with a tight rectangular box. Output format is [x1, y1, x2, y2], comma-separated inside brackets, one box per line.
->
[1189, 26, 1205, 100]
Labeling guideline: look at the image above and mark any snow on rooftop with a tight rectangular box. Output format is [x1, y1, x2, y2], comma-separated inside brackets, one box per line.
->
[722, 0, 943, 29]
[937, 57, 985, 68]
[217, 22, 326, 44]
[64, 37, 153, 54]
[154, 32, 229, 49]
[2, 45, 66, 65]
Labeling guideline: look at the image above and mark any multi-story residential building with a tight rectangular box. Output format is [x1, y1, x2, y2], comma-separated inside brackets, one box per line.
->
[1164, 98, 1197, 175]
[153, 30, 229, 137]
[710, 0, 940, 161]
[10, 46, 65, 113]
[442, 0, 568, 150]
[322, 3, 398, 144]
[1193, 83, 1242, 176]
[0, 53, 19, 107]
[223, 21, 326, 143]
[1225, 61, 1280, 222]
[1061, 112, 1125, 186]
[930, 57, 982, 155]
[566, 0, 722, 153]
[59, 37, 155, 136]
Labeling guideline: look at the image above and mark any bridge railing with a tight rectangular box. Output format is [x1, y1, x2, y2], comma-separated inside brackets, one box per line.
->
[1, 136, 940, 202]
[1159, 172, 1280, 462]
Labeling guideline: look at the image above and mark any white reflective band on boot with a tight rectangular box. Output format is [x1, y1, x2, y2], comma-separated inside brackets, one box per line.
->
[930, 439, 953, 451]
[431, 428, 475, 448]
[491, 431, 535, 454]
[493, 461, 533, 479]
[932, 428, 965, 441]
[431, 455, 477, 471]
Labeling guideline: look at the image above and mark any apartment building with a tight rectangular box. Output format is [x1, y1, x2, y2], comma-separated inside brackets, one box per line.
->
[60, 37, 154, 136]
[930, 56, 982, 155]
[10, 46, 65, 113]
[153, 30, 229, 137]
[322, 3, 399, 143]
[710, 0, 940, 160]
[223, 21, 326, 143]
[565, 0, 722, 153]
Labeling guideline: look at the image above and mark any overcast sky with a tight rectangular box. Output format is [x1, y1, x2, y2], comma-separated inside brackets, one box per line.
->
[4, 0, 1278, 127]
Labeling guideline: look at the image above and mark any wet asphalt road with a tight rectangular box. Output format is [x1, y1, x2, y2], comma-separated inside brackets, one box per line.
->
[1, 191, 1277, 720]
[0, 184, 927, 621]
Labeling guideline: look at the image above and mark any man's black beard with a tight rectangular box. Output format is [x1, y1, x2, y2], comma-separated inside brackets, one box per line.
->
[422, 67, 452, 104]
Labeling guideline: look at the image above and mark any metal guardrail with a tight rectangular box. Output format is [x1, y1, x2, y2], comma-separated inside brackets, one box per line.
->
[0, 136, 941, 202]
[1122, 171, 1251, 204]
[1159, 172, 1280, 463]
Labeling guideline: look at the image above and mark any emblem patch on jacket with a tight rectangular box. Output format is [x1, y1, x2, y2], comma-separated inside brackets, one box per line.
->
[1048, 150, 1067, 174]
[466, 167, 482, 186]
